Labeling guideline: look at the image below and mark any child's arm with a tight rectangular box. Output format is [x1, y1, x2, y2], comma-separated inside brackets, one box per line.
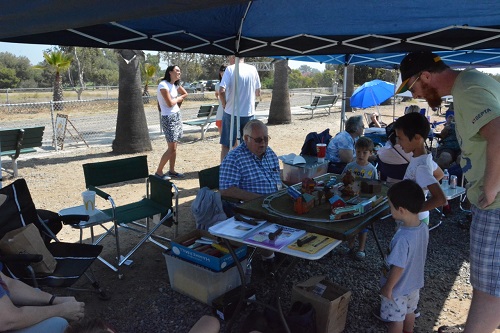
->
[381, 265, 404, 300]
[422, 182, 447, 212]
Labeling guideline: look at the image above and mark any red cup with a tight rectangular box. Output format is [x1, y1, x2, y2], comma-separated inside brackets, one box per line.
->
[316, 143, 327, 162]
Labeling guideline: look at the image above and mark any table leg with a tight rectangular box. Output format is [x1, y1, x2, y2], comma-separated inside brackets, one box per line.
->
[369, 222, 385, 261]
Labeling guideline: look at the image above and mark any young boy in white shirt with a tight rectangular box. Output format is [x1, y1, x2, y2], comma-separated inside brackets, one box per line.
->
[393, 113, 446, 225]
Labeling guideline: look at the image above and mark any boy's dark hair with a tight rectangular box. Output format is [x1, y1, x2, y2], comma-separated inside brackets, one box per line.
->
[393, 112, 430, 142]
[355, 136, 374, 151]
[387, 179, 425, 214]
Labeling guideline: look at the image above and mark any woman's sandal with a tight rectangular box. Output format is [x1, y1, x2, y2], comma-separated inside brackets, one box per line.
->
[154, 173, 171, 180]
[168, 171, 185, 178]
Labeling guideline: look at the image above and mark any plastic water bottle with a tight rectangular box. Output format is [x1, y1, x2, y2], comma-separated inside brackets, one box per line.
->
[442, 169, 449, 189]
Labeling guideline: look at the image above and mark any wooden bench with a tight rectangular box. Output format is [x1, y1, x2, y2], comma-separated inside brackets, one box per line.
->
[0, 126, 45, 178]
[301, 95, 339, 118]
[182, 105, 217, 140]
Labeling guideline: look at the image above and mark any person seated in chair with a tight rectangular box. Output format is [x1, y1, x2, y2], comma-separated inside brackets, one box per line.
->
[219, 119, 280, 263]
[435, 111, 461, 170]
[326, 115, 364, 174]
[0, 263, 85, 333]
[369, 113, 387, 128]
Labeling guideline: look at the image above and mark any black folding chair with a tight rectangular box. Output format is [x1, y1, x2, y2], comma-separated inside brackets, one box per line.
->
[0, 179, 107, 298]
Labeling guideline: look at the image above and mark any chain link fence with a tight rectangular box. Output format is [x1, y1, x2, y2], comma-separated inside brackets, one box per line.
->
[0, 87, 339, 151]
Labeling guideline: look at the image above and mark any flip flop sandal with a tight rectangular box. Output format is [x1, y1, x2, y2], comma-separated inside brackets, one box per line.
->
[168, 171, 185, 178]
[154, 173, 171, 180]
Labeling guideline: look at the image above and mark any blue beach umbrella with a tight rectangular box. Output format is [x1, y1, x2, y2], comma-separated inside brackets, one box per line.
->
[350, 79, 395, 111]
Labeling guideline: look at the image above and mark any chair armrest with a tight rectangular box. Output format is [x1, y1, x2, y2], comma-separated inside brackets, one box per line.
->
[88, 185, 111, 201]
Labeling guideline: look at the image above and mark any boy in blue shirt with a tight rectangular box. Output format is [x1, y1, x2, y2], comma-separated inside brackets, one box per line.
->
[341, 136, 378, 260]
[381, 179, 427, 333]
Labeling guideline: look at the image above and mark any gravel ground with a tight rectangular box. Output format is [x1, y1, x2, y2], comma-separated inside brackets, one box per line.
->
[49, 197, 472, 333]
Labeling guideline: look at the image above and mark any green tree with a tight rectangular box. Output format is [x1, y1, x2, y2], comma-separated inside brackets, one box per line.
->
[141, 62, 157, 103]
[36, 51, 73, 108]
[0, 52, 34, 88]
[112, 50, 152, 154]
[0, 67, 19, 88]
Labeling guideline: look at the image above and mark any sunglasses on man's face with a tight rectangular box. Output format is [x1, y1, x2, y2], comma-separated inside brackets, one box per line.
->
[248, 135, 270, 143]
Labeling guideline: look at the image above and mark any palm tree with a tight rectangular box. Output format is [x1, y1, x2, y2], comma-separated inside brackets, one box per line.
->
[268, 59, 291, 124]
[142, 63, 157, 104]
[112, 50, 152, 153]
[39, 51, 73, 110]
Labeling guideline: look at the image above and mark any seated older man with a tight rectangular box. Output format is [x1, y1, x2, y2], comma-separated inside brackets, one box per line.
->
[220, 119, 281, 202]
[219, 119, 280, 263]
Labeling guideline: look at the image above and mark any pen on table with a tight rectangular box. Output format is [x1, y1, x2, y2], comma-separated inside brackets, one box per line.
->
[268, 226, 284, 240]
[313, 237, 329, 247]
[297, 235, 317, 247]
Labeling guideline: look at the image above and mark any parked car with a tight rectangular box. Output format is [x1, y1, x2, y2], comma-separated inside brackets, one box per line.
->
[182, 82, 197, 93]
[205, 80, 219, 91]
[196, 80, 207, 91]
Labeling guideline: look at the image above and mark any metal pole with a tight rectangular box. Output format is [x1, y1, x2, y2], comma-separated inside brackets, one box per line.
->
[341, 66, 348, 131]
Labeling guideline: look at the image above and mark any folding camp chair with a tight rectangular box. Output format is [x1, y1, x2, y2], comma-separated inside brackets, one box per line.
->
[82, 155, 179, 278]
[0, 179, 106, 298]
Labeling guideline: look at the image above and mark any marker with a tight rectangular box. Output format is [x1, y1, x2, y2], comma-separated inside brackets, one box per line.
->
[297, 235, 317, 247]
[268, 227, 284, 240]
[313, 237, 329, 247]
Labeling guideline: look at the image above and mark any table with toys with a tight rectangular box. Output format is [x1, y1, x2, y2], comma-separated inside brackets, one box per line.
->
[235, 172, 390, 244]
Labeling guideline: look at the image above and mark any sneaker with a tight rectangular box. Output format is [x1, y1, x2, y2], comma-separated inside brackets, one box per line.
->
[167, 171, 185, 178]
[154, 173, 171, 180]
[354, 251, 366, 261]
[438, 325, 464, 333]
[414, 308, 421, 318]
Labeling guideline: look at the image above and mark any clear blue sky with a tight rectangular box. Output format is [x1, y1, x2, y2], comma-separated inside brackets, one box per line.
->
[0, 41, 326, 71]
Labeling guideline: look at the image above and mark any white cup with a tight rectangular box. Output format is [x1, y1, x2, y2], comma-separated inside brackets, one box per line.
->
[82, 190, 96, 214]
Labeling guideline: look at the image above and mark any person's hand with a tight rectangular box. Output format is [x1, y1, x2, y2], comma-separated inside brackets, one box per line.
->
[478, 190, 497, 209]
[59, 301, 85, 321]
[53, 296, 77, 305]
[380, 285, 392, 301]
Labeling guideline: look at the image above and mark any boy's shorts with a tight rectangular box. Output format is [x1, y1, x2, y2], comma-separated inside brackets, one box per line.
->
[380, 289, 419, 322]
[470, 205, 500, 296]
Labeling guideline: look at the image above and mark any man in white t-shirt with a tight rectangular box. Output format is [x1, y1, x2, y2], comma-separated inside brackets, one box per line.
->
[219, 56, 261, 161]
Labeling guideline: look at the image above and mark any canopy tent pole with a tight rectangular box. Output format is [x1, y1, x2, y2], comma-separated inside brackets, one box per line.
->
[229, 57, 241, 151]
[393, 69, 397, 121]
[340, 65, 348, 132]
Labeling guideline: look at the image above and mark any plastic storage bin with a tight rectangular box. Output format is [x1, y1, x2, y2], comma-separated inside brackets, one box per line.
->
[164, 250, 246, 305]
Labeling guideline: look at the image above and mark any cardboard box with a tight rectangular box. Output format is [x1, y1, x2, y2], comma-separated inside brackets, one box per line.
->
[291, 275, 351, 333]
[164, 251, 246, 305]
[282, 155, 329, 185]
[170, 229, 247, 271]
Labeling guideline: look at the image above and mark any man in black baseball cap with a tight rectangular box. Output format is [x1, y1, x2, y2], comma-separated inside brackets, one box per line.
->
[397, 51, 500, 333]
[396, 51, 449, 95]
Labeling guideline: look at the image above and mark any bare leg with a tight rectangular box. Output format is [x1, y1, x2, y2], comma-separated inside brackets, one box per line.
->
[168, 142, 178, 173]
[188, 315, 220, 333]
[156, 141, 176, 175]
[464, 289, 500, 333]
[358, 232, 367, 252]
[388, 320, 404, 333]
[403, 312, 416, 333]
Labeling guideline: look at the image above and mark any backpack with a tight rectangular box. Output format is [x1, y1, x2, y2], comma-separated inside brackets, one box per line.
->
[300, 129, 332, 157]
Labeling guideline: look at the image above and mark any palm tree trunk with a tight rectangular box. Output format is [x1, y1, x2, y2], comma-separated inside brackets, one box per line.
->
[53, 72, 64, 111]
[112, 50, 152, 154]
[268, 59, 291, 125]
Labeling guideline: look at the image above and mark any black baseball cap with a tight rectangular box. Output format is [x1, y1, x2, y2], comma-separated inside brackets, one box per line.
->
[396, 51, 446, 94]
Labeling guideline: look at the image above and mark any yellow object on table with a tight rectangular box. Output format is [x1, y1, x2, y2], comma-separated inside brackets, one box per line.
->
[288, 233, 336, 254]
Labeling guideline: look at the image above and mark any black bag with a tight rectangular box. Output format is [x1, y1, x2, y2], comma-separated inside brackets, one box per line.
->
[264, 301, 317, 333]
[300, 129, 332, 157]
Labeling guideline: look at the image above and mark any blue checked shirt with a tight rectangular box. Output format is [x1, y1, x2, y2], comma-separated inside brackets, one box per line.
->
[220, 142, 281, 195]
